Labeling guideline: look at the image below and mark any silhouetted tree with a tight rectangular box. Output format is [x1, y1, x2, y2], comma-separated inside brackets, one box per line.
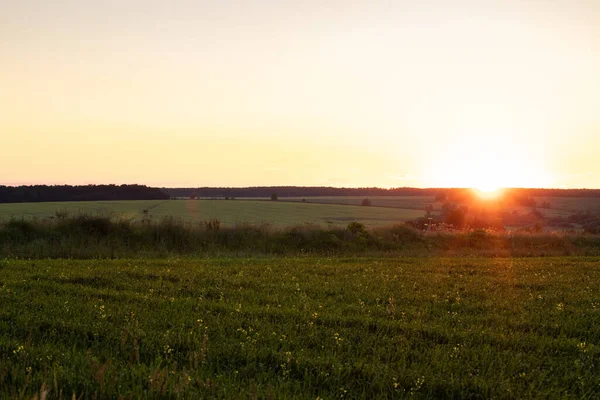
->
[425, 204, 434, 217]
[445, 208, 466, 229]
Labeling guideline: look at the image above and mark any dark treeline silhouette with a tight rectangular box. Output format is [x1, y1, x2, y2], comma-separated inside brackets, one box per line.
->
[165, 187, 439, 198]
[0, 185, 169, 203]
[3, 185, 600, 204]
[515, 189, 600, 197]
[163, 186, 600, 199]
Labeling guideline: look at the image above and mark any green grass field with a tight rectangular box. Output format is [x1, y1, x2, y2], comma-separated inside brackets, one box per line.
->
[1, 256, 599, 398]
[0, 200, 424, 228]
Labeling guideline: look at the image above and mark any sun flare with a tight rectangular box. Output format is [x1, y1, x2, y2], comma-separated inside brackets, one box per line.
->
[426, 131, 553, 190]
[474, 187, 503, 200]
[477, 185, 499, 193]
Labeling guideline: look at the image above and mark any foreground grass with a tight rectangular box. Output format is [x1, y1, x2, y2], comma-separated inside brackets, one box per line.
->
[3, 214, 600, 259]
[1, 257, 600, 398]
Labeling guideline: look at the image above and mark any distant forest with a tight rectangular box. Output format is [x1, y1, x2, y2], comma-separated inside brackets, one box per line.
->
[164, 186, 600, 199]
[0, 185, 169, 203]
[2, 185, 600, 204]
[165, 187, 438, 198]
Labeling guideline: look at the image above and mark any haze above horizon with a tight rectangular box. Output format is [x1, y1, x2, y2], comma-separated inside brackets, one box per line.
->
[2, 1, 599, 190]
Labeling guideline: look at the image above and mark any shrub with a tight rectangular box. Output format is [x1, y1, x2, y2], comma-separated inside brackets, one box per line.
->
[271, 193, 278, 201]
[361, 198, 371, 206]
[347, 222, 367, 235]
[59, 215, 113, 236]
[3, 219, 38, 242]
[445, 208, 466, 229]
[386, 224, 422, 242]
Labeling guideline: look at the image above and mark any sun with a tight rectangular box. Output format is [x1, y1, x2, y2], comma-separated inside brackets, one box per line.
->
[425, 130, 553, 191]
[477, 184, 499, 193]
[474, 186, 503, 199]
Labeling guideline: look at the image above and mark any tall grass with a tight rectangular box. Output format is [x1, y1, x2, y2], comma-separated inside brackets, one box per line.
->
[1, 213, 600, 258]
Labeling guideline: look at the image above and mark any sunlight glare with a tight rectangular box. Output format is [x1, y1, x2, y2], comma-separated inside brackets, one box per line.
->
[425, 129, 553, 190]
[475, 187, 503, 200]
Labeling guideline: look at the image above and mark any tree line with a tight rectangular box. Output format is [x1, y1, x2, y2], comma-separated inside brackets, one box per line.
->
[164, 186, 600, 199]
[3, 185, 600, 204]
[0, 185, 169, 203]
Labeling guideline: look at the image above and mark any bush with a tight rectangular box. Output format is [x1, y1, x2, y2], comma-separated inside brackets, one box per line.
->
[3, 219, 39, 242]
[58, 215, 113, 236]
[361, 198, 371, 206]
[386, 224, 422, 242]
[445, 208, 466, 229]
[271, 193, 278, 201]
[347, 222, 367, 235]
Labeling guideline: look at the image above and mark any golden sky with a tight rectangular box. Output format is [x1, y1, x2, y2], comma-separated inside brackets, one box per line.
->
[2, 0, 599, 188]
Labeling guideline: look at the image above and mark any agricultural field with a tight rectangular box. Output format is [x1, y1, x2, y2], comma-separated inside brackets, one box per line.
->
[534, 197, 600, 217]
[217, 195, 600, 216]
[1, 195, 600, 231]
[1, 256, 600, 398]
[0, 199, 424, 228]
[234, 196, 436, 210]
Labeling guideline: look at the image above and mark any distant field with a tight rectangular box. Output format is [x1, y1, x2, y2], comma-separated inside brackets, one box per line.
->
[534, 196, 600, 216]
[0, 199, 424, 228]
[2, 256, 599, 398]
[233, 196, 436, 210]
[229, 195, 600, 218]
[1, 195, 599, 229]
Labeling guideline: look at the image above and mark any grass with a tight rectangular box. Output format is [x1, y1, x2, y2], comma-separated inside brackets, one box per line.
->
[3, 214, 600, 259]
[0, 199, 424, 228]
[1, 256, 600, 398]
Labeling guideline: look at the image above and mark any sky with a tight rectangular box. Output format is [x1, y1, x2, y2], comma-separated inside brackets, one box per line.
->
[1, 0, 599, 189]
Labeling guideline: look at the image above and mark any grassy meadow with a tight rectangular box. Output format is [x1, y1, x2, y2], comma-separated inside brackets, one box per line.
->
[2, 256, 600, 398]
[2, 198, 600, 398]
[0, 199, 423, 228]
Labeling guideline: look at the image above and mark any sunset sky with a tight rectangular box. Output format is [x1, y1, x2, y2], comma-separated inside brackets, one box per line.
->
[2, 0, 599, 189]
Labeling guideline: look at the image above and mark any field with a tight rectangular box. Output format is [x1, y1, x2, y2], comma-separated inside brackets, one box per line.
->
[0, 199, 424, 228]
[2, 197, 600, 397]
[218, 195, 600, 217]
[237, 196, 436, 210]
[2, 196, 600, 230]
[1, 256, 600, 398]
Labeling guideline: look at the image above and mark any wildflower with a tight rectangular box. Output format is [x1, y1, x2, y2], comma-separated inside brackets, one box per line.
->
[333, 333, 344, 344]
